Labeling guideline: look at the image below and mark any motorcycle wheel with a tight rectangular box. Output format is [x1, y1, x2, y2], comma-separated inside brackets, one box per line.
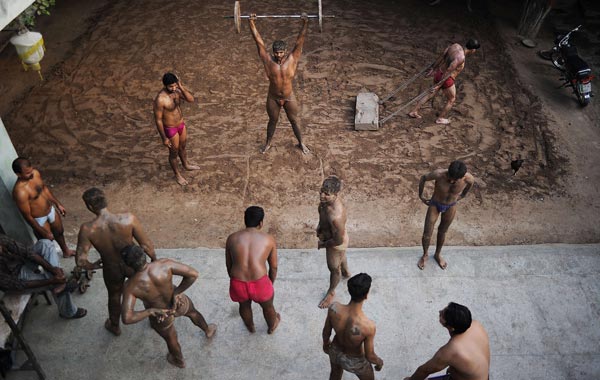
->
[551, 50, 565, 71]
[576, 90, 590, 107]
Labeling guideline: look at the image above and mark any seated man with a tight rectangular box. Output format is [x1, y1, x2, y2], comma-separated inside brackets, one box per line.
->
[120, 245, 216, 368]
[0, 234, 86, 319]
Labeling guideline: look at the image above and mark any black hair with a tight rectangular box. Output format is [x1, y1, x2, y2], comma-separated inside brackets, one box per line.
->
[448, 160, 467, 180]
[11, 157, 31, 174]
[321, 175, 342, 194]
[444, 302, 472, 334]
[82, 187, 108, 210]
[121, 245, 147, 272]
[162, 72, 178, 86]
[466, 39, 480, 50]
[348, 273, 371, 302]
[244, 206, 264, 228]
[272, 40, 287, 52]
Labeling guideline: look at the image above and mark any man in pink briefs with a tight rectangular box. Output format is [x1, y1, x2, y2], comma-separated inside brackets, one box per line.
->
[225, 206, 280, 334]
[153, 72, 200, 186]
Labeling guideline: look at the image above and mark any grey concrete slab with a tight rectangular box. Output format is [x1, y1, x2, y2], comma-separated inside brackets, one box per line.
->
[6, 244, 600, 380]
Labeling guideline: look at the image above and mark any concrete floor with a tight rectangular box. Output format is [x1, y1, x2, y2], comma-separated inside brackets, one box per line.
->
[6, 244, 600, 380]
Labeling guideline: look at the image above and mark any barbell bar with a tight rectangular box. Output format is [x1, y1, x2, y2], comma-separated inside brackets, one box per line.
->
[226, 0, 335, 34]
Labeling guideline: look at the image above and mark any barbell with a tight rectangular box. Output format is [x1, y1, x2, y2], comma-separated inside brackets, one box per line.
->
[225, 0, 335, 33]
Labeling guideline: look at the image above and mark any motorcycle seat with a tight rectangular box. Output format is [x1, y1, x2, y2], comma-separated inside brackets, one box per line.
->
[565, 55, 591, 78]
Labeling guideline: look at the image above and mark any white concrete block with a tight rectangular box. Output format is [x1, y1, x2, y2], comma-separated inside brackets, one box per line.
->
[354, 92, 379, 131]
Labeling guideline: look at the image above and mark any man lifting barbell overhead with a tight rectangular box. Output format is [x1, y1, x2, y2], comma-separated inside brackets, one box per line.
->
[249, 13, 310, 154]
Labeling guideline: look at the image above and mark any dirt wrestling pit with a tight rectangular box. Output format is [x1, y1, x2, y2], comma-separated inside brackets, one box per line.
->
[2, 0, 599, 249]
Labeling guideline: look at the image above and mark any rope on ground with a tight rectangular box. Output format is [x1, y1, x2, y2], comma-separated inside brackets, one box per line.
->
[378, 64, 433, 105]
[379, 71, 454, 125]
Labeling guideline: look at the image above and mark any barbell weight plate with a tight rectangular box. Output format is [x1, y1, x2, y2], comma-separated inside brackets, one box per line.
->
[234, 1, 241, 33]
[318, 0, 323, 32]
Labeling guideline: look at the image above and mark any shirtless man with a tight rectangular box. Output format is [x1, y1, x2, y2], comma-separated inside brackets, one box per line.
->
[121, 245, 216, 368]
[76, 187, 156, 336]
[153, 72, 200, 186]
[12, 157, 74, 258]
[317, 176, 350, 309]
[408, 39, 480, 124]
[249, 13, 310, 154]
[225, 206, 280, 334]
[418, 161, 474, 270]
[322, 273, 384, 380]
[404, 302, 490, 380]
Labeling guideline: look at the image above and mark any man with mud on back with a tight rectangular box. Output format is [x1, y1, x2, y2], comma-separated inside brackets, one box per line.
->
[322, 273, 384, 380]
[76, 187, 156, 336]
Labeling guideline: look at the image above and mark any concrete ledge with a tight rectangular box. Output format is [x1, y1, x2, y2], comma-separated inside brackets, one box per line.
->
[355, 92, 379, 131]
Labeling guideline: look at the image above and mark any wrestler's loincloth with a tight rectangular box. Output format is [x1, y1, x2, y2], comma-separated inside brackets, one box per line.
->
[434, 69, 455, 89]
[331, 232, 349, 252]
[229, 275, 274, 303]
[268, 94, 296, 107]
[34, 205, 56, 227]
[164, 121, 185, 139]
[429, 199, 457, 213]
[149, 294, 191, 332]
[327, 342, 372, 377]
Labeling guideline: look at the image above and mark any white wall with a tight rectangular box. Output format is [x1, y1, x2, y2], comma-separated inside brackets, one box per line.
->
[0, 117, 35, 243]
[0, 0, 35, 30]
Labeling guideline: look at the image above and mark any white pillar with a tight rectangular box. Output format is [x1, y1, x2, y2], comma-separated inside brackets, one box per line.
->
[0, 117, 35, 243]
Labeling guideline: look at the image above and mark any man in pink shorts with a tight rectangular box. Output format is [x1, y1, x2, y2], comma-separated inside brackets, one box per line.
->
[153, 72, 200, 186]
[408, 39, 480, 124]
[225, 206, 280, 334]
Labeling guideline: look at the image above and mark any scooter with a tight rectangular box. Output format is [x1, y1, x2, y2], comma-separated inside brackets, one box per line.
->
[539, 25, 594, 107]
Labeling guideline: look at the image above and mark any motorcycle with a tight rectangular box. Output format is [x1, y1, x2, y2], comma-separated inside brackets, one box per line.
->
[539, 25, 594, 107]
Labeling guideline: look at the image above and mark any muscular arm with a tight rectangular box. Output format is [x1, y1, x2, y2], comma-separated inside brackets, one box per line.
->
[153, 96, 170, 146]
[364, 326, 384, 369]
[75, 226, 102, 270]
[249, 17, 270, 64]
[121, 290, 168, 324]
[459, 173, 475, 199]
[225, 237, 233, 278]
[418, 170, 442, 203]
[267, 238, 278, 283]
[322, 217, 345, 248]
[290, 15, 309, 61]
[322, 310, 333, 351]
[170, 260, 199, 296]
[176, 80, 194, 103]
[13, 188, 51, 238]
[41, 187, 65, 216]
[132, 215, 156, 262]
[406, 347, 450, 380]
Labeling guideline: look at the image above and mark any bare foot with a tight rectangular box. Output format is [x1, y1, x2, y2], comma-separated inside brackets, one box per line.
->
[260, 144, 272, 154]
[167, 353, 186, 368]
[435, 117, 450, 124]
[62, 249, 76, 258]
[408, 111, 422, 119]
[434, 254, 448, 270]
[297, 143, 310, 154]
[104, 319, 121, 336]
[175, 174, 188, 186]
[268, 313, 281, 334]
[184, 164, 201, 171]
[204, 323, 217, 338]
[318, 292, 335, 309]
[417, 255, 428, 270]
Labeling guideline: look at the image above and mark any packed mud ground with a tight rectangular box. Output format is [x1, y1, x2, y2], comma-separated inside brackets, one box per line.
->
[2, 0, 599, 248]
